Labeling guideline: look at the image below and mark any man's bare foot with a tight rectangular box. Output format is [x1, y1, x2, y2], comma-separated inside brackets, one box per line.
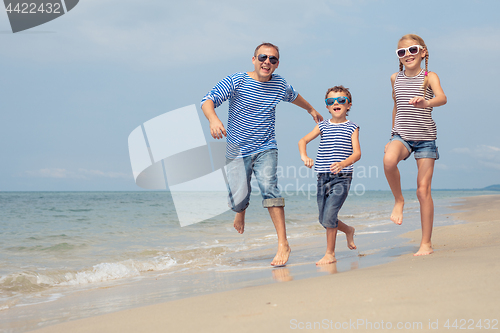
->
[390, 201, 404, 225]
[316, 253, 336, 265]
[271, 243, 291, 266]
[233, 212, 245, 234]
[345, 226, 356, 249]
[414, 243, 433, 256]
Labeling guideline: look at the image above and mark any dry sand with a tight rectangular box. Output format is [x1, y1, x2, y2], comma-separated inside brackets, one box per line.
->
[30, 195, 500, 333]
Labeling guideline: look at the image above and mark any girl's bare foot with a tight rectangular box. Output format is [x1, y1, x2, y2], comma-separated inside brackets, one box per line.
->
[414, 243, 433, 256]
[345, 226, 356, 249]
[390, 200, 404, 225]
[316, 253, 336, 265]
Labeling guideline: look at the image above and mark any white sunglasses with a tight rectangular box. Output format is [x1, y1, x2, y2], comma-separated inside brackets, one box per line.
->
[396, 45, 424, 58]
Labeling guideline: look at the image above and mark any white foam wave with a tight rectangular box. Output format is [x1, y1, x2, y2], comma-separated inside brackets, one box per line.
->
[60, 256, 177, 286]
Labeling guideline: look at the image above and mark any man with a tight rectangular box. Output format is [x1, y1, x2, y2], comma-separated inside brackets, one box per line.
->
[201, 42, 322, 266]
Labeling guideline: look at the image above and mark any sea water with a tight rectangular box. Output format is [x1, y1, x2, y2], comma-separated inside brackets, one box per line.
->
[0, 190, 495, 332]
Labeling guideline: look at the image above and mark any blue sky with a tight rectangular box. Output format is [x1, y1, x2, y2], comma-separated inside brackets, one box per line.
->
[1, 0, 499, 191]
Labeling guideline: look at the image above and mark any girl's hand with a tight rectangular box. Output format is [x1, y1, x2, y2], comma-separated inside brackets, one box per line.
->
[301, 156, 314, 168]
[330, 162, 344, 174]
[408, 96, 429, 108]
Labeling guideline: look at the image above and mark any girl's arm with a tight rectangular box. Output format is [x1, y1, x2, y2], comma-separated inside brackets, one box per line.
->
[409, 72, 447, 108]
[385, 73, 398, 153]
[330, 128, 361, 174]
[298, 125, 321, 169]
[390, 72, 398, 130]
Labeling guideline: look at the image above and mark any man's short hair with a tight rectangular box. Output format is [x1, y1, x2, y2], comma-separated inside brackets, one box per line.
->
[254, 42, 280, 59]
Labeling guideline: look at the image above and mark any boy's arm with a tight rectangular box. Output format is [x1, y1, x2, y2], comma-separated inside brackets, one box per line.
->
[201, 99, 226, 139]
[298, 125, 321, 169]
[292, 94, 324, 123]
[330, 128, 361, 174]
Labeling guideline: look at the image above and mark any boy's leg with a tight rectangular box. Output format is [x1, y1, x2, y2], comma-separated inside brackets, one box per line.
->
[317, 227, 338, 265]
[337, 220, 356, 250]
[254, 149, 290, 266]
[383, 140, 410, 224]
[415, 158, 435, 256]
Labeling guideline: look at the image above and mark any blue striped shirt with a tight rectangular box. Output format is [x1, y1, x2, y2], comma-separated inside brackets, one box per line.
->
[201, 72, 298, 158]
[314, 120, 359, 173]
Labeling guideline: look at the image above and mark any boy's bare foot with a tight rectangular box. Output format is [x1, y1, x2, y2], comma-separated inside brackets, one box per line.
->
[271, 243, 291, 266]
[233, 212, 245, 234]
[390, 201, 404, 225]
[414, 243, 433, 256]
[345, 226, 356, 249]
[316, 253, 336, 265]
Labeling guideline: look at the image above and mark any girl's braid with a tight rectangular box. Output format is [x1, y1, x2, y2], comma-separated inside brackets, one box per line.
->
[422, 51, 429, 97]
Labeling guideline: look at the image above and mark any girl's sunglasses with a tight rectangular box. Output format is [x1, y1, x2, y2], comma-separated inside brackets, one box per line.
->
[257, 54, 279, 65]
[396, 45, 424, 58]
[325, 96, 350, 105]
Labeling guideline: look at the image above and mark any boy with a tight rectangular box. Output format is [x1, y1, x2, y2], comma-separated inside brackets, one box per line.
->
[298, 86, 360, 265]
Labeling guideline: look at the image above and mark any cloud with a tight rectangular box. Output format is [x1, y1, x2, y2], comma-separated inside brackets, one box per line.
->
[0, 0, 339, 69]
[21, 168, 130, 179]
[452, 145, 500, 170]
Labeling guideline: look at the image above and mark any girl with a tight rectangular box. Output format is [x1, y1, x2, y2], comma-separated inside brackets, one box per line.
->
[383, 34, 447, 256]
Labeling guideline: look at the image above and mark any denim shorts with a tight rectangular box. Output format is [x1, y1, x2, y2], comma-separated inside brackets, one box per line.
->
[390, 134, 439, 160]
[225, 149, 284, 213]
[317, 173, 352, 229]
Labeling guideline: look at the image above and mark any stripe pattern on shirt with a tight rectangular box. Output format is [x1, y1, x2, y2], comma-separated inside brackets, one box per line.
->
[201, 72, 298, 158]
[314, 120, 359, 173]
[392, 70, 436, 141]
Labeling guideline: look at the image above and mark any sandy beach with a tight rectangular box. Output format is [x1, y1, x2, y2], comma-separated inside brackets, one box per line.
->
[29, 194, 500, 333]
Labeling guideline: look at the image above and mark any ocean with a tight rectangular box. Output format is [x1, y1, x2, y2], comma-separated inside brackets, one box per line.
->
[0, 190, 495, 332]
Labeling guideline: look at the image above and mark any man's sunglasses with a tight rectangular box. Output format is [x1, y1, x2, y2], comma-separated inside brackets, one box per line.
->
[325, 97, 350, 105]
[396, 45, 424, 58]
[257, 54, 279, 65]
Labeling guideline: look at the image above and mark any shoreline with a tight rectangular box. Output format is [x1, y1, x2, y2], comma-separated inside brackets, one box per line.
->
[27, 194, 500, 333]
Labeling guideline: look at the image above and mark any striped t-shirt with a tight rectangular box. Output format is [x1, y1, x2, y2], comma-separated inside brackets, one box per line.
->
[391, 69, 436, 141]
[314, 120, 359, 173]
[201, 72, 298, 158]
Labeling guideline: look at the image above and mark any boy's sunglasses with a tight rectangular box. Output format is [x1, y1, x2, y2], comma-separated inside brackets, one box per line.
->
[325, 96, 350, 105]
[396, 45, 424, 58]
[257, 54, 279, 65]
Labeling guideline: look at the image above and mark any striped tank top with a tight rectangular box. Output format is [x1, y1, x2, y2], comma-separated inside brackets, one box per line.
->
[314, 120, 359, 173]
[391, 69, 436, 141]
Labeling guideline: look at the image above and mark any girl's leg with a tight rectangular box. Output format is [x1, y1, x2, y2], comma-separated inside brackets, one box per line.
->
[415, 158, 435, 256]
[383, 141, 410, 224]
[337, 220, 356, 249]
[316, 227, 338, 265]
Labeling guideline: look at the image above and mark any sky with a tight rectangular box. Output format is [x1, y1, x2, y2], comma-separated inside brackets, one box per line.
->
[1, 0, 499, 192]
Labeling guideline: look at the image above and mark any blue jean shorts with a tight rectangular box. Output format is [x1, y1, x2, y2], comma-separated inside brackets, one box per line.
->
[225, 149, 284, 213]
[317, 173, 352, 229]
[390, 134, 439, 160]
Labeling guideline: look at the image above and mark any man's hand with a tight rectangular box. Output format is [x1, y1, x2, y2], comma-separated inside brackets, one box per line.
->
[309, 109, 323, 123]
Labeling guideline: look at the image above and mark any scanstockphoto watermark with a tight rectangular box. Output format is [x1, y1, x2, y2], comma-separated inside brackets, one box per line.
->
[248, 164, 379, 199]
[128, 104, 379, 227]
[289, 318, 499, 330]
[290, 319, 425, 330]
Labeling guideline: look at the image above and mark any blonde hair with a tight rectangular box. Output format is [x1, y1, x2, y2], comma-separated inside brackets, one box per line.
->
[398, 34, 429, 95]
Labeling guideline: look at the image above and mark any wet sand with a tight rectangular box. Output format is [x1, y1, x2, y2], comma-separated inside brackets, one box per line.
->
[29, 194, 500, 333]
